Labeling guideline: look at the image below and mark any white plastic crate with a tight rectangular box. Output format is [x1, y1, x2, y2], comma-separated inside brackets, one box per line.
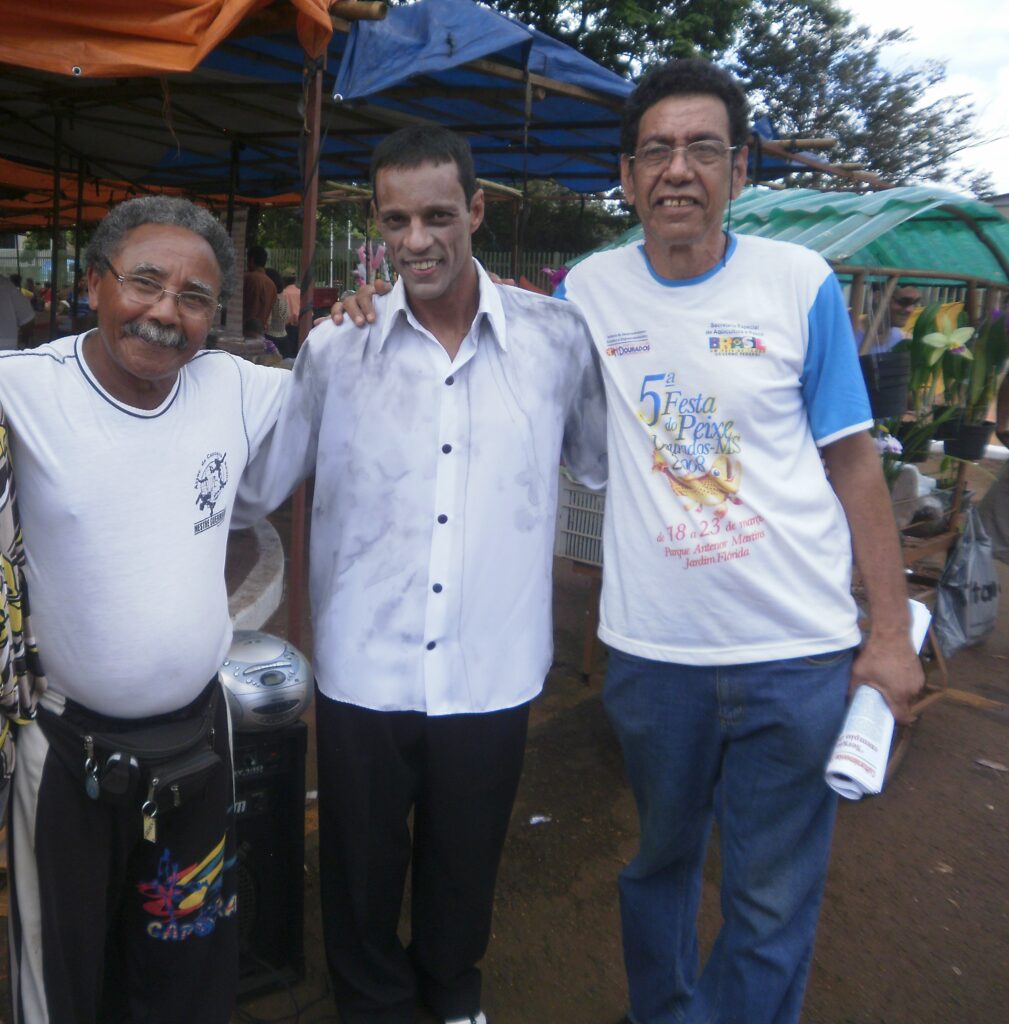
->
[554, 470, 606, 567]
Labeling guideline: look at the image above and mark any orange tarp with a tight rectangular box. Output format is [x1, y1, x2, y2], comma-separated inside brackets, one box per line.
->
[0, 0, 335, 78]
[0, 157, 302, 230]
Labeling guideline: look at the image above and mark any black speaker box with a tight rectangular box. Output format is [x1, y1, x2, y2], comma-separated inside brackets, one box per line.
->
[233, 720, 308, 997]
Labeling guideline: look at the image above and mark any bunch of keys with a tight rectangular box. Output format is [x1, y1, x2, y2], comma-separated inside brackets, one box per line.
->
[142, 781, 159, 843]
[84, 735, 100, 800]
[83, 736, 142, 812]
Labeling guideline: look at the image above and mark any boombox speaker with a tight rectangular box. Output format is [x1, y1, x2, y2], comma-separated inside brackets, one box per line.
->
[233, 720, 308, 997]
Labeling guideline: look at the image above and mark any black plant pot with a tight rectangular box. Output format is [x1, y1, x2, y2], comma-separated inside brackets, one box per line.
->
[931, 406, 962, 441]
[894, 419, 932, 463]
[859, 350, 911, 420]
[943, 421, 995, 461]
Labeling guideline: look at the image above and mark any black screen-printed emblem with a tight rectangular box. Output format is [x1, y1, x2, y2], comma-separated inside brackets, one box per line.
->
[194, 452, 228, 534]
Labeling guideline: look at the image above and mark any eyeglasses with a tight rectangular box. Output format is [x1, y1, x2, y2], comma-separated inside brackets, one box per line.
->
[893, 296, 920, 308]
[629, 141, 738, 171]
[106, 262, 221, 320]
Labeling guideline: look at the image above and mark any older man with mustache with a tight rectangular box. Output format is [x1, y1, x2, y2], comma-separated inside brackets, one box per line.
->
[0, 195, 287, 1024]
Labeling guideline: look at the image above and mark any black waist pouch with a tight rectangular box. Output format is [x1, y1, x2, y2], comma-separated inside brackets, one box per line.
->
[37, 681, 222, 838]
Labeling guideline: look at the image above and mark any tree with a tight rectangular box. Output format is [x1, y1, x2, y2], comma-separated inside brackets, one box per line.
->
[727, 0, 991, 194]
[477, 179, 631, 254]
[483, 0, 751, 75]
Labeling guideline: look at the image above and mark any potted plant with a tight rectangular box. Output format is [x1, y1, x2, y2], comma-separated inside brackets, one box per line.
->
[891, 303, 970, 461]
[943, 309, 1009, 460]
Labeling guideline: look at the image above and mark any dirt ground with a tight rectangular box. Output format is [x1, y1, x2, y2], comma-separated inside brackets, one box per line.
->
[1, 462, 1005, 1024]
[231, 458, 1009, 1024]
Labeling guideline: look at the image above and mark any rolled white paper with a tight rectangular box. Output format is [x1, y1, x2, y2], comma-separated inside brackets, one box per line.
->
[825, 599, 932, 800]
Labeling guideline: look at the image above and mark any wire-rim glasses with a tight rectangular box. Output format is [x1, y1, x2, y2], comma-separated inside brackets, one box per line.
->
[630, 141, 738, 171]
[105, 261, 221, 320]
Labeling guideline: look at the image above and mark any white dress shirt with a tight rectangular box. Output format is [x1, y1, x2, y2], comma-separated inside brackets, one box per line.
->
[235, 261, 607, 715]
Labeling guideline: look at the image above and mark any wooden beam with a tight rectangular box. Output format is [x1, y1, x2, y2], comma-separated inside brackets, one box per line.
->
[329, 1, 387, 21]
[464, 58, 624, 112]
[757, 138, 889, 188]
[832, 262, 1009, 289]
[849, 271, 865, 336]
[940, 203, 1009, 284]
[859, 274, 898, 355]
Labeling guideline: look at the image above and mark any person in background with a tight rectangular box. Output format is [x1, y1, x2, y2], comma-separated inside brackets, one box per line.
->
[242, 243, 276, 330]
[281, 266, 301, 357]
[0, 275, 34, 351]
[856, 280, 922, 353]
[263, 267, 290, 352]
[979, 369, 1009, 564]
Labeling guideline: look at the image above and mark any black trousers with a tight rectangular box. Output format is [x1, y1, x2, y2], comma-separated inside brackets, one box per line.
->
[316, 691, 530, 1023]
[8, 683, 238, 1024]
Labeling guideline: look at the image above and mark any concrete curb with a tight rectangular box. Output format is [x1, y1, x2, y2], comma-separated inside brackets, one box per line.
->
[228, 519, 285, 629]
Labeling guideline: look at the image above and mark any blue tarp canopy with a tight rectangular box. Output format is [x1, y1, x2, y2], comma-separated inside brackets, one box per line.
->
[330, 0, 631, 190]
[0, 0, 633, 206]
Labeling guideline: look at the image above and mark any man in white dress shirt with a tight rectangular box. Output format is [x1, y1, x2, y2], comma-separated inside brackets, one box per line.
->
[235, 125, 606, 1024]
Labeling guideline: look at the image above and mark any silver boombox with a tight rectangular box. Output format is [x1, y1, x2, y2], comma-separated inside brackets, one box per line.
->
[218, 630, 313, 732]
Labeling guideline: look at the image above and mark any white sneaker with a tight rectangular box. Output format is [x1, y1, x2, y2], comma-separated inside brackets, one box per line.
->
[445, 1014, 487, 1024]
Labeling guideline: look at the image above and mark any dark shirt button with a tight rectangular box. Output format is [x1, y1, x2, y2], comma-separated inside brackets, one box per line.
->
[437, 514, 448, 524]
[426, 641, 437, 651]
[432, 583, 443, 593]
[445, 375, 454, 385]
[442, 443, 452, 454]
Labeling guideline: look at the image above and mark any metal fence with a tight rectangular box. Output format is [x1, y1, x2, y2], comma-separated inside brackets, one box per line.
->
[258, 246, 579, 291]
[0, 246, 580, 294]
[0, 251, 70, 287]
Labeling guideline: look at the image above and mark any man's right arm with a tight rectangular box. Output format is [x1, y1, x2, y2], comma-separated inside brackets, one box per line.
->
[232, 332, 329, 527]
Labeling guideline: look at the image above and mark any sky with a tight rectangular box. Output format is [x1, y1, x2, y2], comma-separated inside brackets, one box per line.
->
[840, 0, 1009, 195]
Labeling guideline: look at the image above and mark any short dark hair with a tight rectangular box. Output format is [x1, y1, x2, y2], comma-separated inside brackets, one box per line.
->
[248, 244, 268, 269]
[84, 195, 235, 299]
[621, 59, 750, 154]
[370, 125, 478, 208]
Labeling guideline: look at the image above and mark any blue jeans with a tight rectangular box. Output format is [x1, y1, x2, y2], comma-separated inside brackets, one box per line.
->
[604, 647, 853, 1024]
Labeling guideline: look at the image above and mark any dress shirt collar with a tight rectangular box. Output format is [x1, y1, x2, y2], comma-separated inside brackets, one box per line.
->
[376, 259, 508, 354]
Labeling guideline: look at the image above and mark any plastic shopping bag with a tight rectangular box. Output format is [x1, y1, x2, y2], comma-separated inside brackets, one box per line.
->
[934, 506, 1000, 658]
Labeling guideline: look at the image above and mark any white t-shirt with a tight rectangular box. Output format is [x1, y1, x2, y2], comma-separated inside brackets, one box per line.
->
[558, 234, 872, 665]
[0, 334, 288, 716]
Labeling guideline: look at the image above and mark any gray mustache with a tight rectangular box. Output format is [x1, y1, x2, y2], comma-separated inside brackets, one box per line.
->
[123, 319, 187, 350]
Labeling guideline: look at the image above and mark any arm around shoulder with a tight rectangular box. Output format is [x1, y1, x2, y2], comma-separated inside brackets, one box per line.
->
[561, 319, 607, 491]
[232, 335, 329, 526]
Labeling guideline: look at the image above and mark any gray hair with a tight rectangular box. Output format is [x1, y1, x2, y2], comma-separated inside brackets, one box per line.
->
[85, 195, 236, 300]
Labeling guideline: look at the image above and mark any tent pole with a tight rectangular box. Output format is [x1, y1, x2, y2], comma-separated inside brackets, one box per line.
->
[48, 115, 62, 342]
[287, 56, 325, 651]
[223, 140, 240, 328]
[512, 74, 532, 281]
[848, 272, 865, 335]
[71, 158, 85, 337]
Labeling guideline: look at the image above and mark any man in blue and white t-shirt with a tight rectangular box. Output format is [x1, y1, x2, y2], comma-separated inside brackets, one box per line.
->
[556, 60, 922, 1024]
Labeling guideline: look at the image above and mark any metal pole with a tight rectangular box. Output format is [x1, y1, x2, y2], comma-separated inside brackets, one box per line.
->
[48, 115, 62, 341]
[287, 56, 325, 650]
[223, 140, 239, 328]
[71, 158, 85, 337]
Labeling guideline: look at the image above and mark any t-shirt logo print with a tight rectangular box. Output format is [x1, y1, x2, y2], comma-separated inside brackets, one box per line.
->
[194, 452, 228, 534]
